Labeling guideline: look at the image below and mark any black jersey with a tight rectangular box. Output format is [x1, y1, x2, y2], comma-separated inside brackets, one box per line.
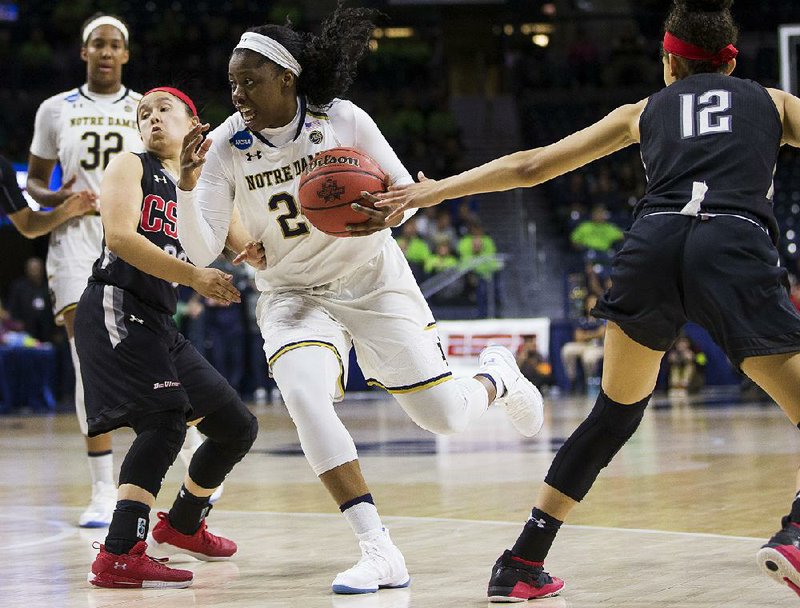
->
[91, 152, 186, 314]
[636, 73, 782, 239]
[0, 155, 28, 216]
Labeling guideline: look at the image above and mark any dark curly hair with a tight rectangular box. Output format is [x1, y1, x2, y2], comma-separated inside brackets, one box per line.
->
[664, 0, 738, 75]
[81, 12, 130, 49]
[236, 3, 378, 108]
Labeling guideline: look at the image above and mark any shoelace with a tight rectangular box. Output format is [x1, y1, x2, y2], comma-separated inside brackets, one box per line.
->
[352, 539, 391, 575]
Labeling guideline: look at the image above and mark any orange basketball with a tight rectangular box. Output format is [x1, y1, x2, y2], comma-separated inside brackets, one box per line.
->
[298, 147, 387, 237]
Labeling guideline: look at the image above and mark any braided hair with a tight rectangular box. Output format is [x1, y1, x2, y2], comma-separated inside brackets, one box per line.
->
[664, 0, 738, 75]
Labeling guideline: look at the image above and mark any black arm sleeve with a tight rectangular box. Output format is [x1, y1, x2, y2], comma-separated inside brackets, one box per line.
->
[0, 155, 29, 215]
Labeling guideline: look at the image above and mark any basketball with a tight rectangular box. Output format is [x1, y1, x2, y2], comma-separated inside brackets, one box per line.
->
[298, 147, 387, 237]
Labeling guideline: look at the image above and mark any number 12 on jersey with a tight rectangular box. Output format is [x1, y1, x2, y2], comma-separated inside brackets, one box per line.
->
[680, 90, 732, 138]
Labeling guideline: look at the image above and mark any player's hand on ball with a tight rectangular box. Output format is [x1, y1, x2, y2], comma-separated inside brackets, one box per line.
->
[178, 123, 211, 191]
[191, 267, 241, 305]
[374, 171, 441, 224]
[232, 240, 266, 270]
[346, 195, 402, 237]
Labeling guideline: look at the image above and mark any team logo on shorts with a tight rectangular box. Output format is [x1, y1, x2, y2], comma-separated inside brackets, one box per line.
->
[231, 130, 253, 150]
[309, 130, 323, 144]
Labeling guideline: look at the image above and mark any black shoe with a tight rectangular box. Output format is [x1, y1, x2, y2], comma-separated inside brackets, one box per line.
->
[487, 549, 564, 603]
[756, 516, 800, 597]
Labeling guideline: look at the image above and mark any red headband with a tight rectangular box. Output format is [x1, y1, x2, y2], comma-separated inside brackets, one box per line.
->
[142, 86, 198, 117]
[663, 32, 738, 67]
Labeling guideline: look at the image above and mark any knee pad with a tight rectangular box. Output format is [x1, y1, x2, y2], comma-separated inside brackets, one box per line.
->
[190, 398, 258, 489]
[119, 411, 187, 496]
[274, 371, 357, 475]
[545, 390, 649, 502]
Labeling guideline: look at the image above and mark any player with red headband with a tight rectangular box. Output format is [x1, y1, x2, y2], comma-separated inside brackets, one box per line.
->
[75, 87, 258, 589]
[373, 0, 800, 601]
[25, 13, 219, 529]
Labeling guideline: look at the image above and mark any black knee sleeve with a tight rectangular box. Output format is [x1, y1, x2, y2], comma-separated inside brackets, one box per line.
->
[119, 411, 187, 497]
[190, 398, 258, 489]
[544, 390, 649, 502]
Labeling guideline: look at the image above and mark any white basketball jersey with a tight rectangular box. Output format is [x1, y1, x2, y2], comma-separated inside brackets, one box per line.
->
[211, 98, 411, 291]
[30, 85, 144, 196]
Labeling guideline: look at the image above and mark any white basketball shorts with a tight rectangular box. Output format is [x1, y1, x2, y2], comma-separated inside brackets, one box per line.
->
[256, 239, 452, 400]
[46, 215, 103, 324]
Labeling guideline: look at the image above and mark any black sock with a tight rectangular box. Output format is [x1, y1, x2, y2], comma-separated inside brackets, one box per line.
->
[104, 500, 150, 555]
[789, 490, 800, 525]
[168, 485, 212, 535]
[511, 508, 563, 563]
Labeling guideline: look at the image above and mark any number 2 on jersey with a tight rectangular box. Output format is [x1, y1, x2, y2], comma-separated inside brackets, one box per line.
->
[269, 193, 309, 239]
[680, 90, 732, 138]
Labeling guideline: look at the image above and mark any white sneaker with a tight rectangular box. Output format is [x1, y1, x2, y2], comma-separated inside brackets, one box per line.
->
[331, 528, 411, 594]
[479, 345, 545, 437]
[79, 481, 117, 528]
[179, 426, 224, 504]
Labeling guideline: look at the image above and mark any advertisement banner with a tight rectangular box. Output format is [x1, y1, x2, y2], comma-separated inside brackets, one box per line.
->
[436, 318, 550, 377]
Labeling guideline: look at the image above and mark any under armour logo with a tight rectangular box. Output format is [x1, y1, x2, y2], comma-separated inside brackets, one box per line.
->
[113, 561, 127, 570]
[129, 314, 144, 325]
[317, 177, 345, 202]
[246, 151, 263, 161]
[530, 517, 546, 529]
[154, 175, 167, 183]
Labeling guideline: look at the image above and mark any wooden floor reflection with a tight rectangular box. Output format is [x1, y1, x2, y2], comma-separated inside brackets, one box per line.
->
[1, 388, 797, 607]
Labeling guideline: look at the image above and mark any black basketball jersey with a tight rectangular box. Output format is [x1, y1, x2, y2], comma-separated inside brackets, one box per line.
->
[636, 73, 782, 239]
[0, 155, 28, 216]
[91, 152, 186, 314]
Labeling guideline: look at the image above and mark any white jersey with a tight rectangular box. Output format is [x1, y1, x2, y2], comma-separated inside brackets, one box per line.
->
[30, 85, 144, 320]
[30, 85, 144, 196]
[177, 98, 412, 292]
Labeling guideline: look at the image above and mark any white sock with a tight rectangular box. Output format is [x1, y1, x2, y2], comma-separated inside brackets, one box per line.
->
[88, 452, 114, 487]
[342, 501, 383, 536]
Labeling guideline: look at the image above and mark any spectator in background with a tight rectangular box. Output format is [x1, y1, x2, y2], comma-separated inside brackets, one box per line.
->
[203, 257, 249, 394]
[570, 204, 624, 260]
[458, 221, 502, 317]
[667, 334, 706, 397]
[428, 207, 458, 250]
[7, 257, 55, 342]
[395, 218, 431, 280]
[517, 335, 554, 392]
[560, 294, 605, 393]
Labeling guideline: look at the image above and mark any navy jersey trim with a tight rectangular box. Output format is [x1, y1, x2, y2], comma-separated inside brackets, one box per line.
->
[249, 96, 307, 148]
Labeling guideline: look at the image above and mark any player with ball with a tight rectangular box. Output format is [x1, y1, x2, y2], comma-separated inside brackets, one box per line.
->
[176, 5, 550, 596]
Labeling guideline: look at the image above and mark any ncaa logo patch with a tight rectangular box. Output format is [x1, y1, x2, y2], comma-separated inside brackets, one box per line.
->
[232, 130, 253, 150]
[309, 130, 323, 144]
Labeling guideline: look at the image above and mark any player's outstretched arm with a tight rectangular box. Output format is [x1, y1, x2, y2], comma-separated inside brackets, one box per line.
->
[768, 88, 800, 148]
[9, 192, 95, 238]
[375, 99, 646, 223]
[102, 153, 240, 304]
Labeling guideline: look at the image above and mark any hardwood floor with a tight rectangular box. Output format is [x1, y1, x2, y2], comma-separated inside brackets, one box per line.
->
[1, 388, 797, 607]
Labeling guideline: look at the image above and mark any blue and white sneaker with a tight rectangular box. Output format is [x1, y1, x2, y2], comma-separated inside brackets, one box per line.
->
[332, 528, 410, 594]
[79, 481, 116, 528]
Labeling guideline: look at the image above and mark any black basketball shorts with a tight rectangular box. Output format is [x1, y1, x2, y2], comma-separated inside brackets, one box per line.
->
[74, 282, 239, 436]
[593, 212, 800, 367]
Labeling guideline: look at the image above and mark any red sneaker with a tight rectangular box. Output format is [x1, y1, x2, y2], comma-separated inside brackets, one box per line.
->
[150, 511, 237, 561]
[88, 541, 193, 589]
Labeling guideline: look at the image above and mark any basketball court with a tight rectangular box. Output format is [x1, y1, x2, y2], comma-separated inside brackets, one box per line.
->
[1, 389, 796, 607]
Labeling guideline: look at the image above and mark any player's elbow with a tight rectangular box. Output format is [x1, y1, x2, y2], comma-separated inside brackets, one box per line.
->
[9, 211, 41, 239]
[513, 150, 543, 187]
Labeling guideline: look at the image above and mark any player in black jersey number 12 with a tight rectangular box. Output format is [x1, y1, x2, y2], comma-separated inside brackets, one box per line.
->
[374, 0, 800, 601]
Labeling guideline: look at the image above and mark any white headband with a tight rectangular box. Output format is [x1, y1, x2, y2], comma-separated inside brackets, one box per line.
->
[82, 16, 129, 45]
[235, 32, 302, 76]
